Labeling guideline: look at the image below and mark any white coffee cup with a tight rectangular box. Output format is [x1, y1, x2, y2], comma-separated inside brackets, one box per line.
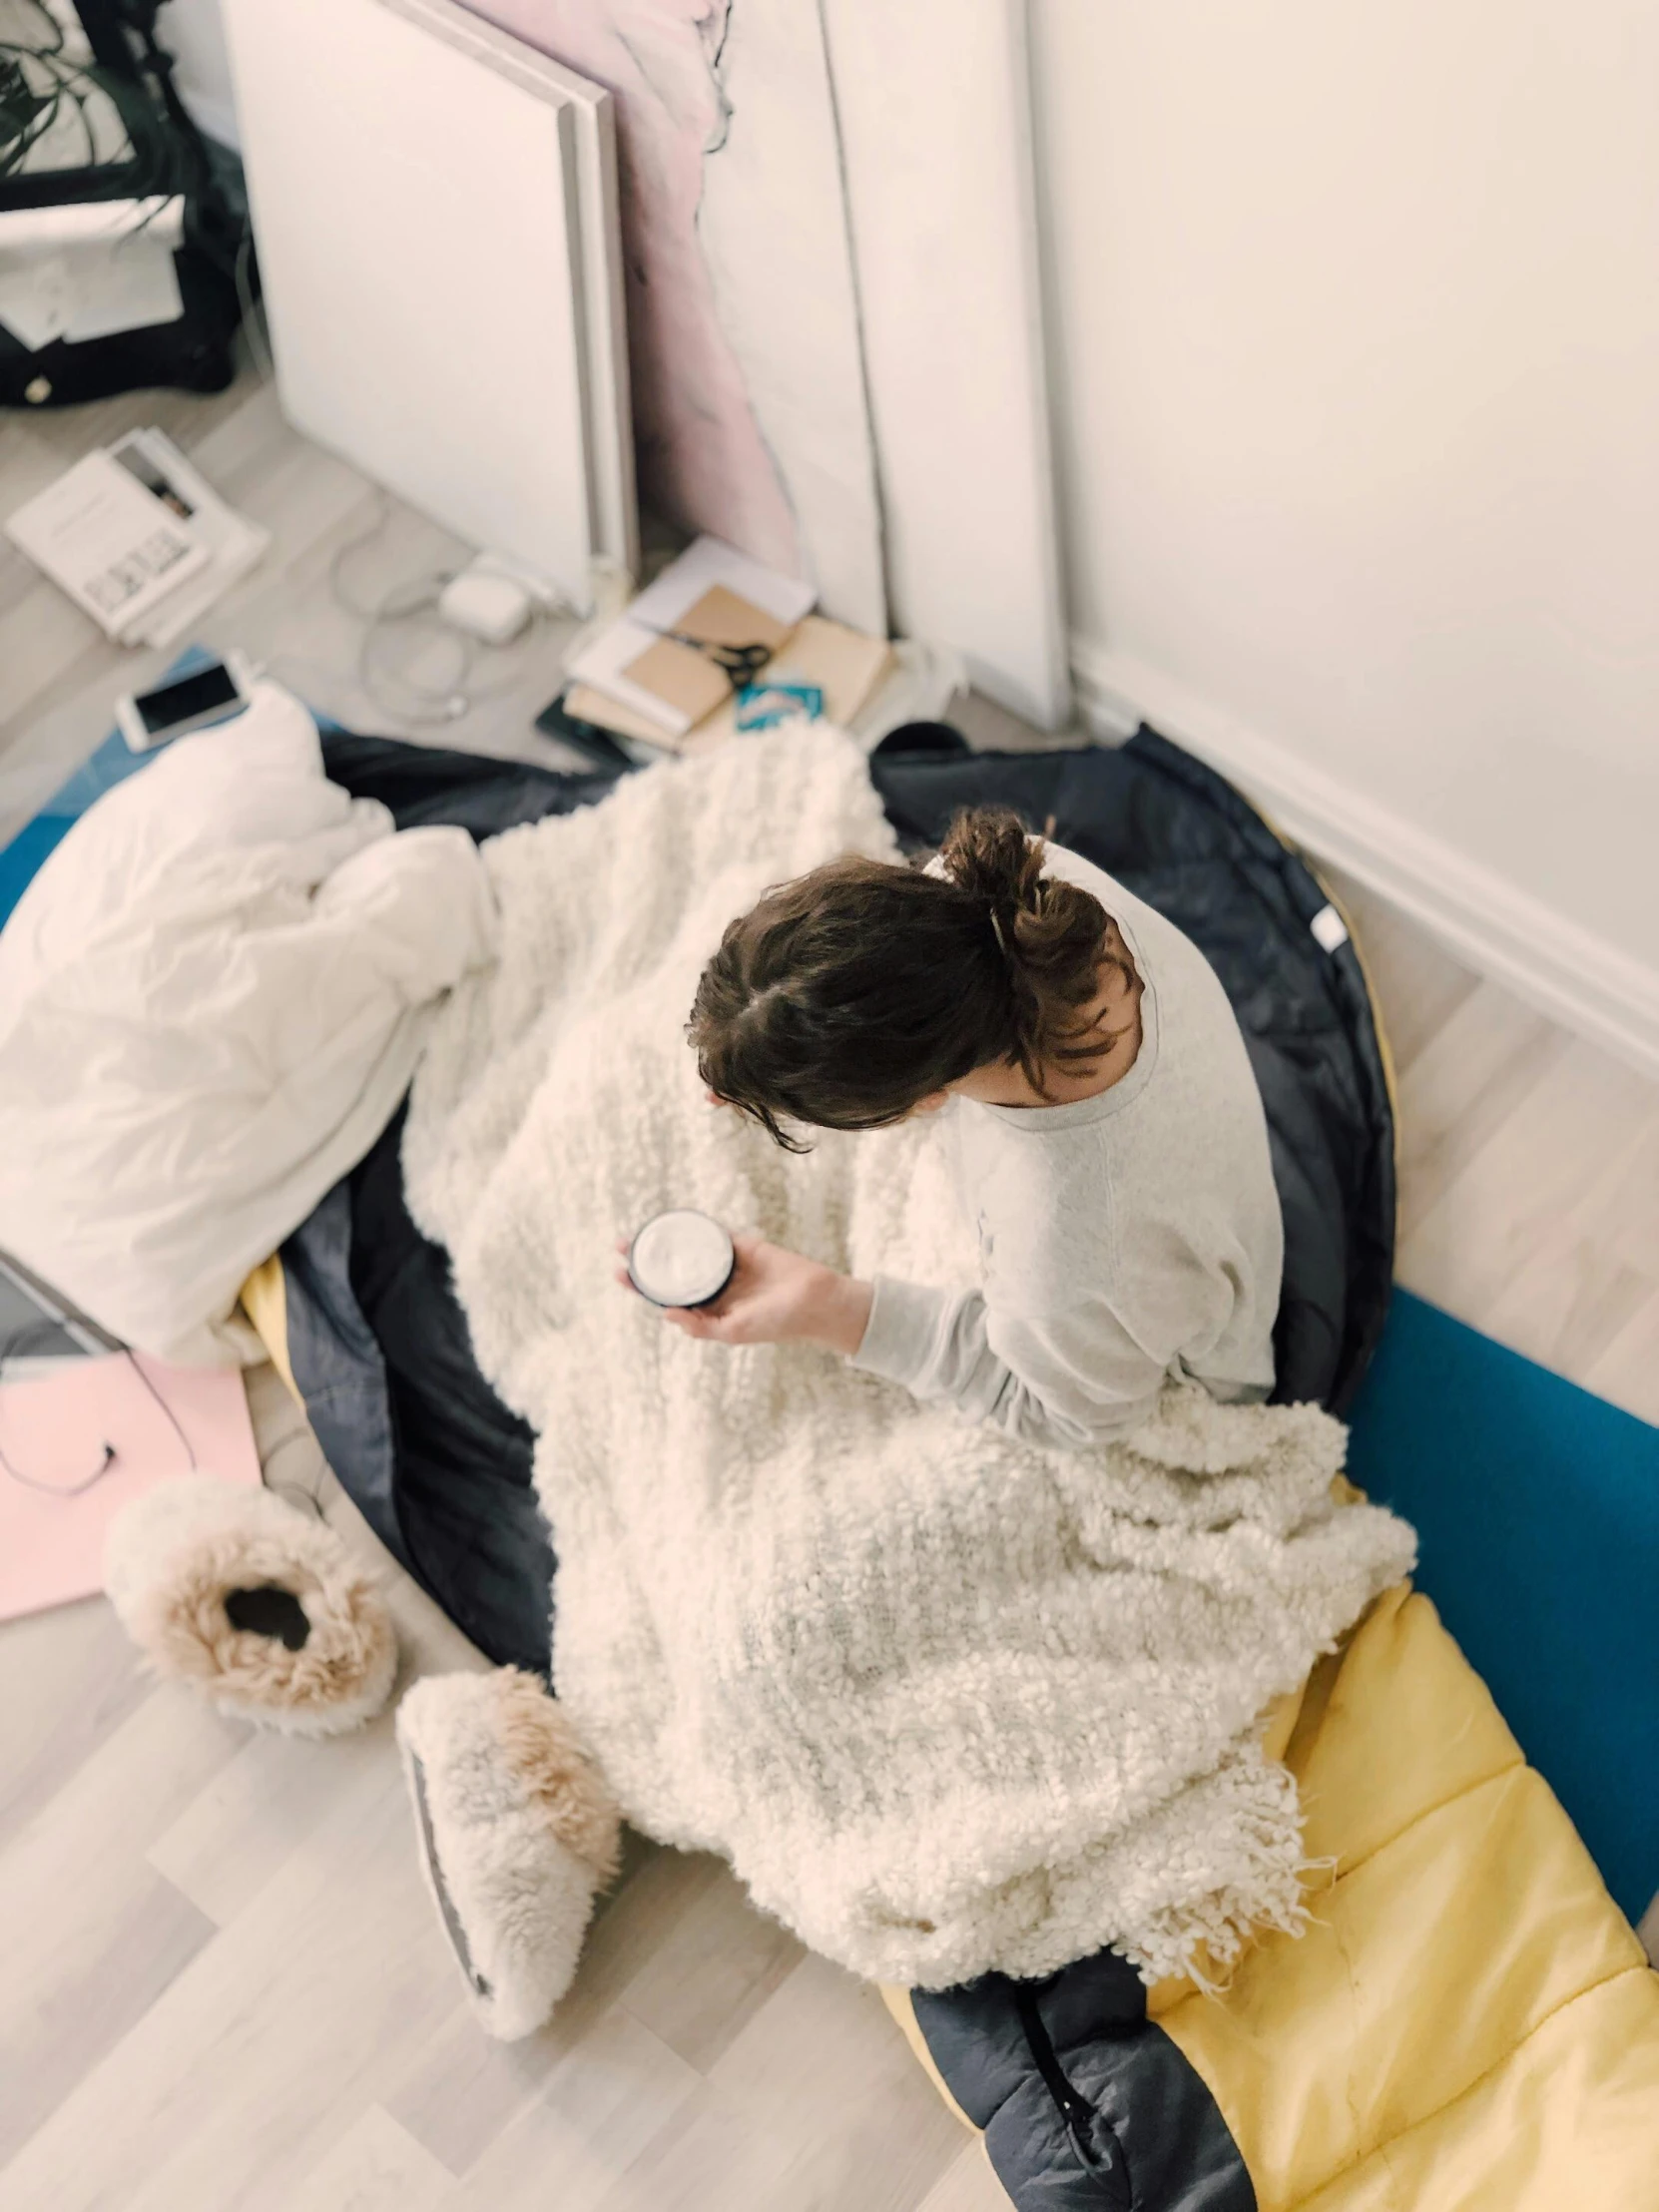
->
[626, 1209, 736, 1310]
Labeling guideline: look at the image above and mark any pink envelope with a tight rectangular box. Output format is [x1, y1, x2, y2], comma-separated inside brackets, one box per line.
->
[0, 1355, 262, 1622]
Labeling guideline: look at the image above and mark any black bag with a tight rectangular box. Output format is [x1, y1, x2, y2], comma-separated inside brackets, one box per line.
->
[0, 0, 249, 409]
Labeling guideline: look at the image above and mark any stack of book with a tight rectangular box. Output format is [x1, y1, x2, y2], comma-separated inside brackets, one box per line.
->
[4, 430, 270, 650]
[559, 535, 892, 763]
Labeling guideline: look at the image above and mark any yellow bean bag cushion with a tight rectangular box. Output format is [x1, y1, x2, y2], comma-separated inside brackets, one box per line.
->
[887, 1584, 1659, 2208]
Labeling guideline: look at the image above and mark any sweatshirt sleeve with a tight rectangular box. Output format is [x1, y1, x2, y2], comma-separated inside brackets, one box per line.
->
[849, 1274, 1167, 1449]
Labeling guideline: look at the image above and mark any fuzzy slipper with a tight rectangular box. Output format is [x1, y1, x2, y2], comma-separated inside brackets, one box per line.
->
[104, 1474, 397, 1736]
[396, 1669, 622, 2040]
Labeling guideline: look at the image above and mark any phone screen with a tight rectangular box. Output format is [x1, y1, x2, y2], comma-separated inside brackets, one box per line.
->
[134, 664, 242, 736]
[112, 443, 197, 521]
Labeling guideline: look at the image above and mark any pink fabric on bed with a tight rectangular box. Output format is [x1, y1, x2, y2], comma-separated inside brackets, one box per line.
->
[0, 1356, 260, 1621]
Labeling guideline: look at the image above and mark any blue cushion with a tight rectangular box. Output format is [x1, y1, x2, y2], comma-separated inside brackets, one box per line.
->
[0, 649, 312, 930]
[1347, 1289, 1659, 1923]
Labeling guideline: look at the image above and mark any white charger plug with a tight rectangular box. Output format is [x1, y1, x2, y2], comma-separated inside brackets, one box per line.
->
[438, 561, 534, 646]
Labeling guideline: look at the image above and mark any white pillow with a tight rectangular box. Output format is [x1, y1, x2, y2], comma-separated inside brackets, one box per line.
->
[0, 685, 497, 1363]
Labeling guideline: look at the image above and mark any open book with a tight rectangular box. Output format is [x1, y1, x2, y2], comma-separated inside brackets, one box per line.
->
[4, 430, 268, 645]
[563, 536, 817, 739]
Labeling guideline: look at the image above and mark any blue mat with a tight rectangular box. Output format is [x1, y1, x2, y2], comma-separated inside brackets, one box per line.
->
[0, 649, 304, 931]
[1347, 1289, 1659, 1924]
[0, 727, 160, 928]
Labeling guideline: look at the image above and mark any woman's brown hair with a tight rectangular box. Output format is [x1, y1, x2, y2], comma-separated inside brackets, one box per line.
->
[688, 807, 1134, 1149]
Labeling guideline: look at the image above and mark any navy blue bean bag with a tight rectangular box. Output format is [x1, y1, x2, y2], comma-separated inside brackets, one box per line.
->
[281, 720, 1393, 1681]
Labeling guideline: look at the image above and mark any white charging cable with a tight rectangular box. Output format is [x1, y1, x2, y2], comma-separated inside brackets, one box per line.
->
[323, 500, 578, 728]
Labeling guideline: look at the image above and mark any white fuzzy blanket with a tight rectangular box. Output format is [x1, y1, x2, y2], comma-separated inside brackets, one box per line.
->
[404, 730, 1415, 1989]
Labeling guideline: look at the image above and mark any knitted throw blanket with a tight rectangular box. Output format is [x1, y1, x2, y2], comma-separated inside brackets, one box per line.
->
[403, 730, 1416, 1990]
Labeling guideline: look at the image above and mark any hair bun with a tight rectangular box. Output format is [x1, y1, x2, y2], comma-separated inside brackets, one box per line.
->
[938, 806, 1046, 916]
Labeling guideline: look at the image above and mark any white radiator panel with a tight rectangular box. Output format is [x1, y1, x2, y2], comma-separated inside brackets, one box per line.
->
[224, 0, 600, 603]
[824, 0, 1070, 729]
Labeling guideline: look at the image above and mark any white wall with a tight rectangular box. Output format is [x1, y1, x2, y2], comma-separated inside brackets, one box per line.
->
[155, 0, 1659, 1063]
[1032, 0, 1659, 1073]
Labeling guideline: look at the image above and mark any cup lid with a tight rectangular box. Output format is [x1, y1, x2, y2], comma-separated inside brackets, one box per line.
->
[627, 1209, 735, 1308]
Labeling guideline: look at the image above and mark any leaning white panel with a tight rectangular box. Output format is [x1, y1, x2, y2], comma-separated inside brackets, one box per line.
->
[696, 0, 889, 635]
[380, 0, 639, 580]
[223, 0, 607, 603]
[823, 0, 1070, 728]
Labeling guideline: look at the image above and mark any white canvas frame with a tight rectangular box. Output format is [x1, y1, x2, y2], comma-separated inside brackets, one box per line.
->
[825, 0, 1070, 727]
[697, 0, 886, 634]
[381, 0, 638, 579]
[225, 0, 634, 604]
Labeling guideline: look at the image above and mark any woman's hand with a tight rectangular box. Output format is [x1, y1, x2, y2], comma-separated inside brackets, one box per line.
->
[616, 1233, 873, 1356]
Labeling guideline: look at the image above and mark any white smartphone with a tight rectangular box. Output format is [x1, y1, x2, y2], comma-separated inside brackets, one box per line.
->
[115, 652, 256, 753]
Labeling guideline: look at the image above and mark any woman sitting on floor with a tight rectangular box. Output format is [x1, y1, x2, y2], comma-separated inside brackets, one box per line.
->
[625, 806, 1284, 1449]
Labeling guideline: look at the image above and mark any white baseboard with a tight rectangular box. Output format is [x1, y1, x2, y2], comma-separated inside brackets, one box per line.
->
[1071, 638, 1659, 1084]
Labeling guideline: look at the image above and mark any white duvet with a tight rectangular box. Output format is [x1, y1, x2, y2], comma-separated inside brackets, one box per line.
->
[0, 685, 497, 1363]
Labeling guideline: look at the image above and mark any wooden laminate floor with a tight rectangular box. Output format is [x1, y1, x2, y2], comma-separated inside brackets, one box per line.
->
[2, 362, 1655, 2210]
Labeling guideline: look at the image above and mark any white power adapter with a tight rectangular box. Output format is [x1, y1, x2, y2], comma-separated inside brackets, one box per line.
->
[437, 554, 538, 646]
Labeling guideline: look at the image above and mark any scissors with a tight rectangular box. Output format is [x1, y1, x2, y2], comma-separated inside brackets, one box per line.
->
[654, 629, 776, 690]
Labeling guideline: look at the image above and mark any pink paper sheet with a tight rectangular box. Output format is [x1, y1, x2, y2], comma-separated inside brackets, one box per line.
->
[0, 1355, 261, 1621]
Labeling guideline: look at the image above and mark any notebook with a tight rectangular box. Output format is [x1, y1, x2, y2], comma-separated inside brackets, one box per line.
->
[561, 616, 893, 760]
[619, 585, 795, 730]
[5, 449, 211, 641]
[0, 1354, 262, 1621]
[563, 535, 817, 737]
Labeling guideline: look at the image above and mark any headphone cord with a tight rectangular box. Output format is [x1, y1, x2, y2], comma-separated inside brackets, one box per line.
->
[0, 1327, 197, 1497]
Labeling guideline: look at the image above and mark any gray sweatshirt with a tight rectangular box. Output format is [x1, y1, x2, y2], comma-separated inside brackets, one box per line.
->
[849, 842, 1284, 1448]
